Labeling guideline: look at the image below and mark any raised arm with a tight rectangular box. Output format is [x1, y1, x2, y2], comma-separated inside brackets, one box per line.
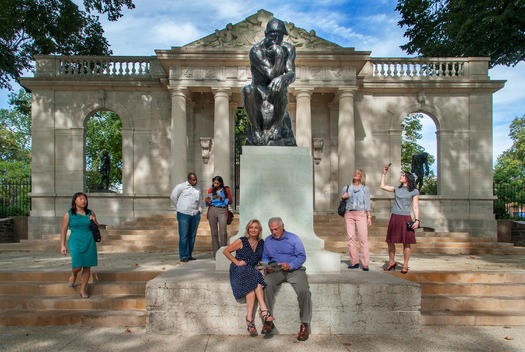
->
[380, 165, 395, 192]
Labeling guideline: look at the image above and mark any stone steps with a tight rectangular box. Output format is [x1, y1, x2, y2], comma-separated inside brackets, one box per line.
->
[0, 271, 161, 327]
[3, 214, 524, 256]
[389, 271, 525, 326]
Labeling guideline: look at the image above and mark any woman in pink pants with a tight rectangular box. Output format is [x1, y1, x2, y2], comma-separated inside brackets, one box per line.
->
[340, 169, 372, 271]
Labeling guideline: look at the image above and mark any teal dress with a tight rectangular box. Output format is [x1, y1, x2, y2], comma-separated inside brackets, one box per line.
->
[68, 210, 98, 268]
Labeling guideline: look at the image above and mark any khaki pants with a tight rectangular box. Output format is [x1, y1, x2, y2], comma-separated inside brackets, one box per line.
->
[207, 206, 227, 257]
[263, 268, 312, 324]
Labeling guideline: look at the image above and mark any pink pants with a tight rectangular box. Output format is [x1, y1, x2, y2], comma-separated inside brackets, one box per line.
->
[344, 210, 369, 267]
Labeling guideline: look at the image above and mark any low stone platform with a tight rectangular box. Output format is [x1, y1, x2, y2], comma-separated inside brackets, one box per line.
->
[145, 259, 421, 335]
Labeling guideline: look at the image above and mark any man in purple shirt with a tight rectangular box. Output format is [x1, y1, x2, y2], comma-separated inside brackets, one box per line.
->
[260, 217, 311, 341]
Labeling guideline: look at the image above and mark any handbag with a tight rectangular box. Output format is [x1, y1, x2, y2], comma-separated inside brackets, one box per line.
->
[227, 210, 234, 225]
[91, 220, 101, 242]
[406, 221, 418, 231]
[338, 185, 349, 217]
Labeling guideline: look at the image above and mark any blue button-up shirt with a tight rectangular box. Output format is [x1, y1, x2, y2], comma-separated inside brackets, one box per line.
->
[262, 230, 307, 271]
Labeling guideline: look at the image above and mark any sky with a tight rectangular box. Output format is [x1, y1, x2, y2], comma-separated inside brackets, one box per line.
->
[1, 0, 519, 167]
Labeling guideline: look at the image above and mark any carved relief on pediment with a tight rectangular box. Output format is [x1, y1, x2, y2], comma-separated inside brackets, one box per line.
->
[185, 10, 341, 49]
[300, 67, 351, 82]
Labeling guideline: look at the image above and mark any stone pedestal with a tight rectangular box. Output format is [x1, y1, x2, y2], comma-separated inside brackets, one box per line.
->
[146, 259, 421, 334]
[215, 146, 340, 274]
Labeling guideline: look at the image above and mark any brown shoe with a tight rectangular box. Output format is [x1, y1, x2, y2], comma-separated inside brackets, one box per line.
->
[261, 320, 275, 335]
[297, 323, 309, 341]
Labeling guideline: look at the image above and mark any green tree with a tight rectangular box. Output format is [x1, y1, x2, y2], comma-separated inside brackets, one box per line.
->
[0, 0, 135, 90]
[234, 108, 248, 163]
[85, 111, 122, 192]
[396, 0, 525, 68]
[494, 115, 525, 186]
[493, 116, 525, 218]
[0, 89, 32, 182]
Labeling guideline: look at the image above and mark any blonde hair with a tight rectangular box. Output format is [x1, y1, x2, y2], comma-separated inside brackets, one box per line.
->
[354, 169, 367, 186]
[243, 219, 263, 241]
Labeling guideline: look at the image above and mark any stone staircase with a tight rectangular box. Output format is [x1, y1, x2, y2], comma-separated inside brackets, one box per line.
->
[389, 271, 525, 326]
[314, 215, 525, 255]
[4, 214, 525, 255]
[0, 271, 161, 326]
[1, 213, 525, 327]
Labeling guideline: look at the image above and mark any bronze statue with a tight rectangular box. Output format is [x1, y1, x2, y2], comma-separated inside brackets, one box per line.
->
[411, 152, 429, 192]
[241, 18, 297, 146]
[98, 150, 111, 191]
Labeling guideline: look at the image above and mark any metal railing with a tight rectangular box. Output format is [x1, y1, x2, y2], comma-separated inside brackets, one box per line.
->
[0, 179, 31, 217]
[494, 183, 525, 220]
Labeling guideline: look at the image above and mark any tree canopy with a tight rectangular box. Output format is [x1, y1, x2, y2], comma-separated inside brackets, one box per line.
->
[396, 0, 525, 68]
[494, 115, 525, 187]
[0, 90, 32, 182]
[0, 0, 135, 90]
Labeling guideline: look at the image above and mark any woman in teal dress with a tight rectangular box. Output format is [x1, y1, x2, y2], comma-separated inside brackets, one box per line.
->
[60, 192, 99, 298]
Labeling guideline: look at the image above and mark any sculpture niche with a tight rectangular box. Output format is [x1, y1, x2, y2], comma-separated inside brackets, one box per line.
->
[241, 18, 297, 146]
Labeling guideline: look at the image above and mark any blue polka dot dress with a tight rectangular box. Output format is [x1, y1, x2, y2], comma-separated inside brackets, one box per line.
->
[229, 237, 266, 300]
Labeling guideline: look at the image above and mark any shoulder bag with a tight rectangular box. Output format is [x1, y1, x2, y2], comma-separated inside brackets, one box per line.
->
[338, 185, 349, 217]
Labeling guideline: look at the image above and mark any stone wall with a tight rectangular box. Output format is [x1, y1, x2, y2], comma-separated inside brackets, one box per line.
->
[0, 217, 28, 243]
[0, 218, 15, 243]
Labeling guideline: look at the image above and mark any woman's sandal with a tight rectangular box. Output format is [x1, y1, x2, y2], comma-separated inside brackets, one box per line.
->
[259, 309, 274, 322]
[401, 266, 409, 274]
[384, 262, 397, 271]
[246, 317, 257, 337]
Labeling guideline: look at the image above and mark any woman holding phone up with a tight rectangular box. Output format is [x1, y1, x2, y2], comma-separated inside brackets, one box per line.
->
[380, 164, 420, 274]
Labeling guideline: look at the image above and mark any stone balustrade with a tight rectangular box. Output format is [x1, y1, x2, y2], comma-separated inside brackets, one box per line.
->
[370, 57, 489, 80]
[34, 55, 161, 78]
[32, 55, 491, 82]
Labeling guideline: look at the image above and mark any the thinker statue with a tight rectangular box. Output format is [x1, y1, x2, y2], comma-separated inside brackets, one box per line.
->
[242, 18, 297, 146]
[411, 152, 430, 192]
[98, 150, 111, 191]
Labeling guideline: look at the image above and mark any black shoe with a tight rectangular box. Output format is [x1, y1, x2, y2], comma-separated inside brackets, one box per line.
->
[297, 323, 309, 341]
[180, 258, 189, 262]
[188, 257, 197, 261]
[362, 267, 369, 271]
[261, 321, 275, 335]
[347, 263, 359, 269]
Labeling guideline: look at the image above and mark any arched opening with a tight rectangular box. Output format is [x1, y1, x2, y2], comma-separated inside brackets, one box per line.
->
[84, 110, 123, 193]
[401, 112, 438, 195]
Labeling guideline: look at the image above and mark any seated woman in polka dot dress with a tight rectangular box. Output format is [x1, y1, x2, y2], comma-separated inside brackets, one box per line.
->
[223, 219, 274, 336]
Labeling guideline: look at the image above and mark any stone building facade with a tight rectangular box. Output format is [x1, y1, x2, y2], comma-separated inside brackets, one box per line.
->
[20, 10, 504, 238]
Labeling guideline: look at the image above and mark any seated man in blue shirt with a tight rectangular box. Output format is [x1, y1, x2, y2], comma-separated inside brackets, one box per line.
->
[260, 217, 311, 341]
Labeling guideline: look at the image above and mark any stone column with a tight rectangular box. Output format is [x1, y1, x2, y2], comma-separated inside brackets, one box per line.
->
[337, 89, 356, 189]
[212, 89, 231, 186]
[294, 89, 313, 151]
[170, 88, 188, 188]
[121, 128, 134, 195]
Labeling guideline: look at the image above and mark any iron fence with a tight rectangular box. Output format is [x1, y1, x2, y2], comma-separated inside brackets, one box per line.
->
[494, 183, 525, 220]
[0, 178, 31, 217]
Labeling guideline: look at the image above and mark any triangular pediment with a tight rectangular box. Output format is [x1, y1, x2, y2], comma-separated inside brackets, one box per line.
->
[185, 9, 341, 49]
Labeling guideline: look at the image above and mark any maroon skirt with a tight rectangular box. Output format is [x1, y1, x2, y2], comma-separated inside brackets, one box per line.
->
[385, 214, 416, 244]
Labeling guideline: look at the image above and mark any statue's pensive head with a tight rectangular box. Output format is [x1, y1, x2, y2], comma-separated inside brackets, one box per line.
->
[265, 18, 288, 35]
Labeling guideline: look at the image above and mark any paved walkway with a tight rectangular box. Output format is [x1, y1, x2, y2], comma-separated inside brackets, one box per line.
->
[1, 325, 524, 352]
[1, 250, 525, 351]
